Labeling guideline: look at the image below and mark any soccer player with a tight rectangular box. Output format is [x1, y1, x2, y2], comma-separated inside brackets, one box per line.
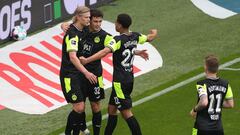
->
[61, 9, 116, 135]
[190, 55, 234, 135]
[59, 6, 97, 135]
[80, 13, 157, 135]
[61, 9, 149, 135]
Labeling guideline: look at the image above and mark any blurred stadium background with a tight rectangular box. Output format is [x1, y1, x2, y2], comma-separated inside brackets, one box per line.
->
[0, 0, 239, 134]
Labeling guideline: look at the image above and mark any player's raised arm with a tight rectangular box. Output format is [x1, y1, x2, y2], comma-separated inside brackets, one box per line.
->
[136, 29, 157, 45]
[146, 29, 157, 42]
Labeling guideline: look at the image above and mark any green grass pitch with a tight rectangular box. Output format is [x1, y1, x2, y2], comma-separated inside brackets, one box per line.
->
[0, 0, 240, 134]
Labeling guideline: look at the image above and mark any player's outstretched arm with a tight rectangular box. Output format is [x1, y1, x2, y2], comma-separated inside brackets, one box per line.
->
[69, 52, 97, 84]
[223, 99, 234, 108]
[61, 22, 70, 33]
[134, 50, 149, 61]
[80, 47, 112, 65]
[147, 29, 158, 42]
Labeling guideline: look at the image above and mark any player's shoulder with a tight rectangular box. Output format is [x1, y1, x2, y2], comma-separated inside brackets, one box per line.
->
[196, 79, 208, 85]
[99, 29, 111, 36]
[66, 24, 78, 35]
[218, 78, 229, 85]
[113, 35, 122, 42]
[131, 32, 143, 40]
[197, 78, 229, 85]
[131, 32, 141, 36]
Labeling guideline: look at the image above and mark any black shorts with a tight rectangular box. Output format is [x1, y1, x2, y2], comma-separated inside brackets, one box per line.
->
[82, 76, 105, 102]
[109, 82, 133, 111]
[192, 128, 224, 135]
[60, 73, 86, 103]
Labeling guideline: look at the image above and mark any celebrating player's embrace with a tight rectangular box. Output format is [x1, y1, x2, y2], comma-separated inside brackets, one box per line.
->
[60, 6, 157, 135]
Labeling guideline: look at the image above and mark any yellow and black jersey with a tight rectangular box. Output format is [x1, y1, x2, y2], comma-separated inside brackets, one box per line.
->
[82, 29, 114, 76]
[111, 32, 147, 83]
[194, 77, 233, 131]
[60, 24, 89, 75]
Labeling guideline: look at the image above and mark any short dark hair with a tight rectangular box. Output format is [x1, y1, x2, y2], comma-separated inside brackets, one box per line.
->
[205, 55, 219, 73]
[90, 9, 103, 19]
[117, 13, 132, 28]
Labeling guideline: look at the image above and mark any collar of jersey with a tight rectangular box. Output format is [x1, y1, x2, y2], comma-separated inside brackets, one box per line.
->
[206, 77, 219, 80]
[91, 29, 102, 33]
[73, 24, 83, 32]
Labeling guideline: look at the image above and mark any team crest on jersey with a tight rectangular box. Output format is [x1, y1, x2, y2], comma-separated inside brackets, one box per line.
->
[94, 37, 100, 43]
[72, 94, 77, 101]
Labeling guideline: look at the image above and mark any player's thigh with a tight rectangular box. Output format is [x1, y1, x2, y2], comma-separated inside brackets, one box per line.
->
[110, 82, 133, 111]
[108, 104, 118, 115]
[60, 73, 86, 103]
[86, 76, 105, 102]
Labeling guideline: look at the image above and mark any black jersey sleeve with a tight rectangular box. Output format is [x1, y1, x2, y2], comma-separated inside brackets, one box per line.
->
[133, 32, 148, 44]
[64, 27, 80, 52]
[196, 81, 207, 97]
[103, 34, 117, 52]
[105, 36, 121, 52]
[225, 84, 233, 99]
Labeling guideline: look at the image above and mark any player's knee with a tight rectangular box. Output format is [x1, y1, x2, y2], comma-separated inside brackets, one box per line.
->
[72, 102, 85, 113]
[108, 105, 117, 115]
[91, 102, 101, 113]
[120, 109, 133, 120]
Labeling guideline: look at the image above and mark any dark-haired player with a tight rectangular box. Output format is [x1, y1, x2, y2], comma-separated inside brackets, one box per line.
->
[80, 13, 157, 135]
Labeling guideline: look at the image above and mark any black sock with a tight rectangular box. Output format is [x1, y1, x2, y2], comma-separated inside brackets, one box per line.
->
[73, 111, 87, 135]
[92, 111, 102, 135]
[79, 112, 87, 132]
[126, 116, 142, 135]
[104, 115, 118, 135]
[65, 110, 75, 135]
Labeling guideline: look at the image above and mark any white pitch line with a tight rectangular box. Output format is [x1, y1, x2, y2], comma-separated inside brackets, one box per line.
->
[60, 57, 240, 135]
[220, 68, 240, 71]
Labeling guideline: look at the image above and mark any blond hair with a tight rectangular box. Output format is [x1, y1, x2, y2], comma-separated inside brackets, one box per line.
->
[72, 6, 90, 23]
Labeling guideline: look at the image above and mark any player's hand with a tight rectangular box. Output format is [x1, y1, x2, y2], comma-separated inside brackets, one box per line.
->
[190, 109, 197, 119]
[149, 29, 157, 35]
[147, 29, 158, 42]
[84, 71, 97, 84]
[61, 22, 70, 33]
[79, 56, 89, 65]
[136, 50, 149, 61]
